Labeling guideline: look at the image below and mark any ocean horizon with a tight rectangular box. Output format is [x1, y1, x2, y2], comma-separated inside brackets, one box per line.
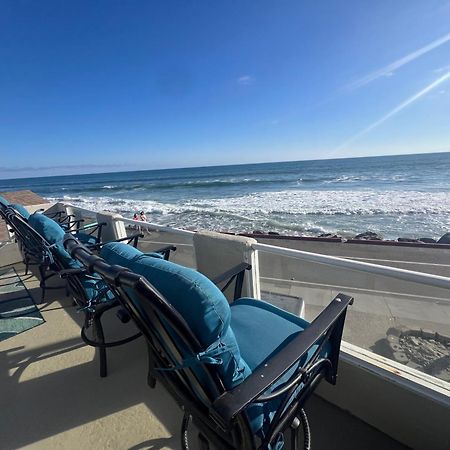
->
[1, 152, 449, 240]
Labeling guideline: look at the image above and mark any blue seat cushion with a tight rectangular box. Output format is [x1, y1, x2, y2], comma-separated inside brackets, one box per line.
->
[75, 231, 98, 247]
[230, 298, 311, 371]
[101, 242, 251, 389]
[28, 213, 115, 307]
[230, 298, 329, 435]
[28, 213, 81, 269]
[81, 277, 115, 305]
[100, 241, 164, 266]
[0, 195, 10, 207]
[11, 203, 31, 219]
[100, 241, 146, 266]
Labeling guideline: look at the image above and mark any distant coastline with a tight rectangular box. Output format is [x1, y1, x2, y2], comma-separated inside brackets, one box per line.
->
[1, 150, 449, 181]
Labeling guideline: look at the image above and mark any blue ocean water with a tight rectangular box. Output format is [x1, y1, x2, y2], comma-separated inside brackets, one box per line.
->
[1, 152, 449, 239]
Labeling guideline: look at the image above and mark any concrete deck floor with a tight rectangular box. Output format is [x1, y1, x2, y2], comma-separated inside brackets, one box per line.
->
[0, 263, 410, 450]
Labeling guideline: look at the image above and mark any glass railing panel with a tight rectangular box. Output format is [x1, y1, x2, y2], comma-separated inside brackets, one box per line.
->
[258, 250, 450, 385]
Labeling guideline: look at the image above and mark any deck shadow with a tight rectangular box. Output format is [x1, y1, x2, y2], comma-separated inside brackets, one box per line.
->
[0, 334, 182, 449]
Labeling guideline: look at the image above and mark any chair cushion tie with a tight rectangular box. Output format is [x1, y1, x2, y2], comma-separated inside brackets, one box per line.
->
[157, 339, 232, 371]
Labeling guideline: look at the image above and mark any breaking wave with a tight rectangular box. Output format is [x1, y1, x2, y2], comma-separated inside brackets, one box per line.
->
[48, 172, 418, 196]
[7, 153, 449, 239]
[47, 189, 450, 239]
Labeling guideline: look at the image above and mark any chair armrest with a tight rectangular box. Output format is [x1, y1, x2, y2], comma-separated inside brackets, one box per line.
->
[210, 293, 353, 429]
[65, 218, 85, 231]
[59, 268, 87, 278]
[92, 232, 145, 250]
[70, 223, 107, 245]
[76, 221, 100, 231]
[45, 210, 65, 219]
[211, 263, 251, 285]
[154, 244, 177, 260]
[211, 263, 251, 300]
[79, 221, 106, 234]
[59, 214, 76, 222]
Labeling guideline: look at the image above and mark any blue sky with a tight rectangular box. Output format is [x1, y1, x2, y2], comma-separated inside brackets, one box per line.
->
[1, 0, 450, 179]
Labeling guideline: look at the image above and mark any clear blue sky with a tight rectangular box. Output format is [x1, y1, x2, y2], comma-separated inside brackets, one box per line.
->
[1, 0, 450, 178]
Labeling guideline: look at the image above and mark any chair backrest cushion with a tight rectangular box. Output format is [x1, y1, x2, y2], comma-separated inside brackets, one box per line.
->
[100, 241, 147, 267]
[101, 242, 251, 389]
[28, 213, 80, 268]
[11, 203, 31, 219]
[0, 195, 10, 207]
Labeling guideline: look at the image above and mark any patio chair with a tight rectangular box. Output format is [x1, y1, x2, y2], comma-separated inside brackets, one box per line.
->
[0, 197, 13, 238]
[41, 209, 108, 248]
[64, 237, 353, 449]
[6, 210, 174, 377]
[0, 196, 106, 248]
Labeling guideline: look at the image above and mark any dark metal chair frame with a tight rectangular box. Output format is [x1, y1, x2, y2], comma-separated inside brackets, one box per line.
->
[2, 208, 172, 377]
[1, 202, 107, 248]
[61, 240, 176, 378]
[42, 210, 107, 247]
[43, 209, 85, 230]
[64, 235, 353, 449]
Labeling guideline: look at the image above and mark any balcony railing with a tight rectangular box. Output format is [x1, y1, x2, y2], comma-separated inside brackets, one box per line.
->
[72, 208, 450, 395]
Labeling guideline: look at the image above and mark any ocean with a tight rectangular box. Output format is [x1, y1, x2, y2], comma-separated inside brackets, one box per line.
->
[1, 152, 450, 240]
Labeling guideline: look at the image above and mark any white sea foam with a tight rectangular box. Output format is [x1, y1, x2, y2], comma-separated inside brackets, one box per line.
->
[182, 190, 450, 216]
[47, 189, 450, 239]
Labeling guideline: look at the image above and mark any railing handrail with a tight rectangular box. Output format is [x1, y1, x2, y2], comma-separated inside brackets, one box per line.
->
[253, 242, 450, 291]
[64, 204, 450, 291]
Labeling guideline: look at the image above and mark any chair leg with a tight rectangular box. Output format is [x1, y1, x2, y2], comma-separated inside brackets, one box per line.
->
[180, 413, 192, 450]
[292, 409, 311, 450]
[146, 342, 156, 388]
[290, 418, 300, 450]
[198, 433, 210, 450]
[93, 313, 107, 378]
[38, 266, 46, 303]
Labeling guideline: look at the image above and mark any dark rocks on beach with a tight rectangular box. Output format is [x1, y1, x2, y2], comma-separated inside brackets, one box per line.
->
[354, 231, 383, 240]
[437, 233, 450, 244]
[398, 238, 419, 243]
[250, 230, 280, 236]
[418, 237, 437, 244]
[318, 233, 341, 239]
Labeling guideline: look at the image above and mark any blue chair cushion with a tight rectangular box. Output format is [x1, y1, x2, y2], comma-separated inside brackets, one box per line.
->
[11, 203, 31, 219]
[0, 195, 10, 207]
[100, 241, 164, 265]
[230, 298, 311, 371]
[75, 231, 98, 247]
[81, 277, 115, 305]
[100, 241, 144, 266]
[101, 242, 251, 389]
[28, 214, 114, 307]
[28, 213, 81, 269]
[230, 298, 329, 435]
